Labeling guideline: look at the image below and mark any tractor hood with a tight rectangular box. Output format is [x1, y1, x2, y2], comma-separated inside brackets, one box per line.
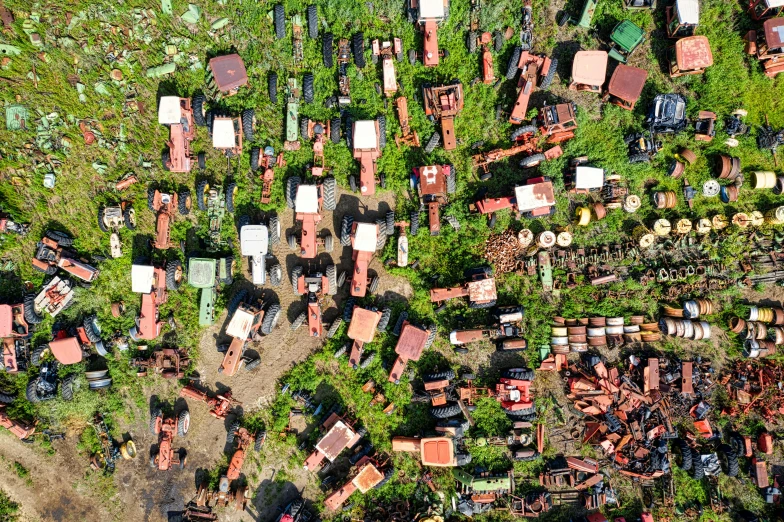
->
[158, 96, 182, 125]
[240, 225, 269, 256]
[131, 264, 155, 293]
[188, 258, 217, 288]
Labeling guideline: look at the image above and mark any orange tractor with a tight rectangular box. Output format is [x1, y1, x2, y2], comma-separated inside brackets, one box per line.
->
[422, 82, 464, 152]
[149, 407, 189, 471]
[32, 231, 99, 282]
[132, 347, 189, 378]
[394, 97, 420, 148]
[300, 117, 342, 176]
[372, 37, 403, 96]
[180, 385, 239, 420]
[407, 0, 450, 67]
[290, 264, 344, 338]
[410, 164, 457, 236]
[303, 412, 366, 471]
[0, 407, 35, 440]
[129, 262, 183, 341]
[194, 479, 249, 513]
[324, 454, 393, 510]
[430, 266, 497, 311]
[341, 299, 391, 370]
[226, 422, 266, 480]
[158, 96, 199, 173]
[746, 17, 784, 78]
[285, 175, 337, 258]
[250, 146, 286, 205]
[505, 49, 557, 124]
[340, 211, 392, 297]
[148, 185, 191, 250]
[219, 292, 279, 376]
[387, 320, 436, 384]
[1, 302, 30, 373]
[494, 368, 536, 419]
[348, 117, 386, 195]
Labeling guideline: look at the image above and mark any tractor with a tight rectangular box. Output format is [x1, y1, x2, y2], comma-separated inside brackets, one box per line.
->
[449, 306, 525, 349]
[388, 321, 436, 384]
[285, 176, 337, 258]
[626, 133, 661, 164]
[188, 257, 234, 326]
[569, 51, 608, 92]
[372, 37, 403, 96]
[43, 315, 108, 364]
[194, 479, 249, 513]
[341, 300, 391, 369]
[471, 32, 497, 85]
[180, 385, 239, 420]
[284, 78, 302, 150]
[158, 96, 197, 173]
[430, 267, 497, 311]
[1, 302, 30, 373]
[505, 49, 557, 125]
[97, 201, 136, 258]
[195, 180, 236, 252]
[132, 347, 190, 378]
[0, 407, 35, 440]
[407, 0, 450, 67]
[129, 262, 182, 341]
[645, 94, 688, 134]
[746, 17, 784, 78]
[89, 414, 136, 474]
[26, 359, 74, 402]
[669, 35, 713, 77]
[303, 412, 366, 470]
[322, 35, 353, 108]
[209, 109, 253, 158]
[32, 231, 99, 282]
[422, 82, 464, 151]
[219, 292, 280, 376]
[666, 0, 699, 38]
[340, 211, 392, 297]
[239, 221, 282, 286]
[392, 425, 472, 467]
[23, 276, 74, 325]
[149, 407, 189, 471]
[604, 64, 648, 111]
[608, 20, 645, 63]
[226, 422, 266, 480]
[347, 117, 386, 195]
[250, 146, 286, 204]
[471, 176, 556, 222]
[495, 368, 536, 419]
[290, 264, 344, 338]
[204, 54, 249, 101]
[300, 117, 341, 176]
[148, 185, 191, 250]
[409, 164, 457, 236]
[510, 103, 578, 158]
[324, 455, 394, 510]
[394, 97, 420, 148]
[0, 214, 29, 237]
[749, 0, 784, 20]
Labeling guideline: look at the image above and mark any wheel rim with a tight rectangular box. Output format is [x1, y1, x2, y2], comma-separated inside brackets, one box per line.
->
[175, 265, 183, 283]
[232, 186, 238, 199]
[128, 209, 136, 227]
[203, 184, 210, 207]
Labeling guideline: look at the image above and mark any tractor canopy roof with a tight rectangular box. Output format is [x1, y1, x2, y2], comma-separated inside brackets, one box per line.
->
[675, 36, 713, 70]
[418, 165, 447, 195]
[764, 17, 784, 48]
[348, 307, 381, 342]
[0, 305, 16, 337]
[467, 277, 498, 302]
[188, 258, 217, 288]
[611, 20, 645, 52]
[353, 222, 378, 252]
[208, 54, 248, 92]
[295, 184, 319, 214]
[766, 0, 784, 6]
[316, 420, 357, 462]
[394, 323, 429, 361]
[514, 181, 555, 213]
[575, 166, 605, 190]
[421, 437, 454, 466]
[418, 0, 446, 19]
[131, 264, 155, 293]
[353, 120, 378, 150]
[571, 51, 608, 86]
[212, 117, 236, 149]
[49, 337, 83, 364]
[675, 0, 699, 24]
[607, 64, 648, 101]
[226, 306, 257, 339]
[353, 463, 385, 493]
[240, 225, 269, 256]
[158, 96, 183, 125]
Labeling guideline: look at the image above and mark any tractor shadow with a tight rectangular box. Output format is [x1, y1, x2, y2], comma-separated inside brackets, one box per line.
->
[250, 472, 302, 522]
[475, 351, 530, 382]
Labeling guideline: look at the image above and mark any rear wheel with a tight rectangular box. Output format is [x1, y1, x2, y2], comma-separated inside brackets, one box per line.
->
[226, 422, 239, 443]
[377, 307, 391, 331]
[511, 125, 537, 141]
[540, 58, 558, 89]
[226, 183, 237, 213]
[326, 264, 337, 295]
[375, 219, 387, 250]
[26, 379, 40, 403]
[322, 176, 337, 211]
[322, 33, 334, 67]
[377, 116, 386, 149]
[410, 212, 419, 235]
[242, 109, 255, 142]
[287, 233, 297, 251]
[291, 266, 303, 295]
[330, 117, 341, 143]
[494, 31, 504, 52]
[520, 153, 545, 168]
[673, 439, 692, 470]
[178, 190, 192, 215]
[150, 408, 161, 435]
[250, 147, 260, 171]
[307, 5, 317, 39]
[244, 357, 261, 371]
[97, 207, 108, 233]
[343, 297, 356, 322]
[123, 207, 136, 230]
[326, 318, 343, 339]
[323, 233, 334, 253]
[303, 73, 314, 104]
[166, 260, 183, 290]
[424, 325, 437, 349]
[261, 304, 281, 335]
[431, 402, 460, 419]
[196, 181, 209, 211]
[692, 453, 705, 479]
[290, 312, 306, 330]
[368, 275, 380, 294]
[161, 150, 171, 171]
[273, 4, 285, 39]
[268, 73, 278, 104]
[719, 444, 739, 477]
[286, 177, 300, 209]
[359, 352, 375, 369]
[424, 132, 440, 153]
[629, 153, 650, 164]
[192, 95, 206, 126]
[353, 32, 366, 68]
[340, 215, 354, 246]
[467, 31, 477, 53]
[83, 315, 102, 343]
[504, 369, 534, 381]
[425, 370, 454, 382]
[269, 215, 280, 245]
[268, 264, 282, 287]
[177, 410, 190, 436]
[506, 47, 522, 79]
[446, 166, 456, 194]
[386, 211, 395, 236]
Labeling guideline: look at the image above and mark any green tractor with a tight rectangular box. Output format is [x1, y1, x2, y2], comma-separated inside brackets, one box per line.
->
[188, 257, 235, 326]
[196, 180, 237, 252]
[284, 78, 301, 150]
[559, 0, 599, 28]
[608, 20, 645, 63]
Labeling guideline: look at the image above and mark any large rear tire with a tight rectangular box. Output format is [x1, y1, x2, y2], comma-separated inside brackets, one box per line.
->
[431, 402, 460, 419]
[303, 73, 314, 104]
[353, 32, 366, 68]
[323, 33, 334, 68]
[307, 5, 317, 39]
[268, 73, 278, 104]
[506, 47, 522, 79]
[273, 4, 285, 39]
[322, 177, 337, 211]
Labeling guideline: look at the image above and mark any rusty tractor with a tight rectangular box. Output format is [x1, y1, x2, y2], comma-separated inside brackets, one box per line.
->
[505, 49, 557, 124]
[666, 0, 699, 38]
[148, 185, 191, 250]
[430, 267, 497, 311]
[0, 213, 29, 237]
[226, 422, 266, 480]
[129, 262, 182, 341]
[1, 302, 30, 373]
[472, 141, 563, 180]
[394, 97, 420, 148]
[149, 407, 189, 471]
[219, 292, 280, 376]
[392, 419, 472, 467]
[204, 54, 249, 101]
[158, 96, 199, 173]
[285, 176, 337, 258]
[746, 17, 784, 78]
[250, 146, 286, 205]
[303, 412, 366, 471]
[450, 305, 526, 351]
[290, 264, 344, 338]
[26, 358, 73, 402]
[347, 117, 386, 195]
[322, 35, 353, 108]
[471, 175, 556, 224]
[410, 164, 457, 236]
[372, 37, 403, 96]
[23, 276, 74, 325]
[669, 35, 713, 78]
[132, 347, 190, 378]
[209, 109, 254, 158]
[43, 316, 108, 365]
[495, 368, 536, 418]
[180, 384, 239, 420]
[300, 117, 341, 176]
[194, 479, 250, 513]
[97, 201, 136, 258]
[89, 414, 137, 474]
[388, 321, 436, 384]
[511, 102, 578, 158]
[749, 0, 784, 20]
[340, 211, 392, 297]
[341, 299, 391, 369]
[32, 231, 99, 282]
[0, 407, 35, 440]
[407, 0, 450, 67]
[324, 454, 393, 510]
[422, 82, 464, 152]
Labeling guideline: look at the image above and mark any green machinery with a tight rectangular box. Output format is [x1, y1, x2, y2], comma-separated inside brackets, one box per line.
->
[196, 180, 236, 252]
[608, 20, 645, 63]
[284, 78, 301, 148]
[559, 0, 599, 28]
[453, 469, 514, 495]
[188, 257, 234, 326]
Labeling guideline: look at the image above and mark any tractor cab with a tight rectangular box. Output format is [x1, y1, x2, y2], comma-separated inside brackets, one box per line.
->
[212, 116, 242, 157]
[0, 304, 28, 339]
[538, 102, 578, 143]
[188, 257, 233, 326]
[670, 35, 713, 77]
[609, 20, 645, 62]
[604, 64, 648, 110]
[351, 120, 382, 195]
[295, 184, 320, 215]
[353, 222, 378, 254]
[240, 225, 269, 286]
[515, 178, 556, 218]
[666, 0, 699, 39]
[749, 0, 784, 21]
[569, 51, 608, 92]
[747, 17, 784, 78]
[206, 54, 248, 99]
[48, 335, 84, 365]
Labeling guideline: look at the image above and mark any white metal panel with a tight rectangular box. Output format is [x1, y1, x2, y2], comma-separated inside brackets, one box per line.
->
[575, 166, 605, 190]
[212, 118, 236, 148]
[354, 222, 378, 252]
[240, 225, 269, 256]
[226, 307, 255, 339]
[766, 0, 784, 7]
[158, 96, 182, 124]
[295, 184, 319, 214]
[676, 0, 699, 24]
[353, 120, 378, 150]
[131, 265, 154, 294]
[419, 0, 445, 19]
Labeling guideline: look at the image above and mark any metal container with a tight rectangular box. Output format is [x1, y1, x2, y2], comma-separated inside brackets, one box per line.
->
[587, 336, 607, 346]
[588, 317, 606, 327]
[551, 326, 568, 337]
[623, 325, 640, 333]
[753, 171, 777, 189]
[606, 317, 625, 326]
[606, 325, 624, 335]
[587, 327, 606, 337]
[551, 336, 569, 346]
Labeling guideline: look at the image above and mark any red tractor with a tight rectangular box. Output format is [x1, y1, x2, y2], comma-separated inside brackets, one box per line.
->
[348, 117, 386, 195]
[150, 407, 189, 471]
[129, 262, 183, 341]
[430, 267, 497, 311]
[44, 316, 107, 364]
[194, 479, 249, 513]
[1, 303, 29, 373]
[300, 117, 341, 176]
[250, 146, 286, 205]
[341, 300, 391, 369]
[290, 264, 344, 338]
[388, 321, 436, 384]
[324, 455, 393, 510]
[32, 231, 99, 282]
[494, 368, 536, 419]
[394, 97, 420, 148]
[410, 164, 457, 236]
[226, 422, 266, 480]
[340, 211, 392, 297]
[303, 412, 366, 471]
[471, 176, 556, 221]
[0, 407, 35, 440]
[511, 102, 578, 148]
[219, 293, 279, 376]
[158, 96, 199, 173]
[148, 185, 192, 250]
[180, 385, 239, 420]
[422, 82, 464, 151]
[372, 38, 403, 96]
[285, 176, 337, 258]
[407, 0, 450, 67]
[469, 32, 497, 84]
[505, 49, 557, 124]
[132, 347, 189, 378]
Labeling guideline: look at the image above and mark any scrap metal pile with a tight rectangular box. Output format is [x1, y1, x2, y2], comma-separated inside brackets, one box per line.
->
[728, 304, 784, 358]
[719, 359, 784, 423]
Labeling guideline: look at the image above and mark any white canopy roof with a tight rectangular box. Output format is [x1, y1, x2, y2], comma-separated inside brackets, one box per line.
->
[419, 0, 445, 19]
[354, 222, 378, 252]
[676, 0, 699, 25]
[765, 0, 784, 7]
[295, 184, 319, 214]
[575, 166, 605, 190]
[353, 120, 378, 150]
[131, 264, 154, 294]
[212, 117, 236, 148]
[226, 307, 255, 339]
[157, 96, 182, 124]
[240, 225, 269, 256]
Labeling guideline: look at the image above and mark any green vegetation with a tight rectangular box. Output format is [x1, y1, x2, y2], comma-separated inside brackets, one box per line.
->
[0, 490, 19, 521]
